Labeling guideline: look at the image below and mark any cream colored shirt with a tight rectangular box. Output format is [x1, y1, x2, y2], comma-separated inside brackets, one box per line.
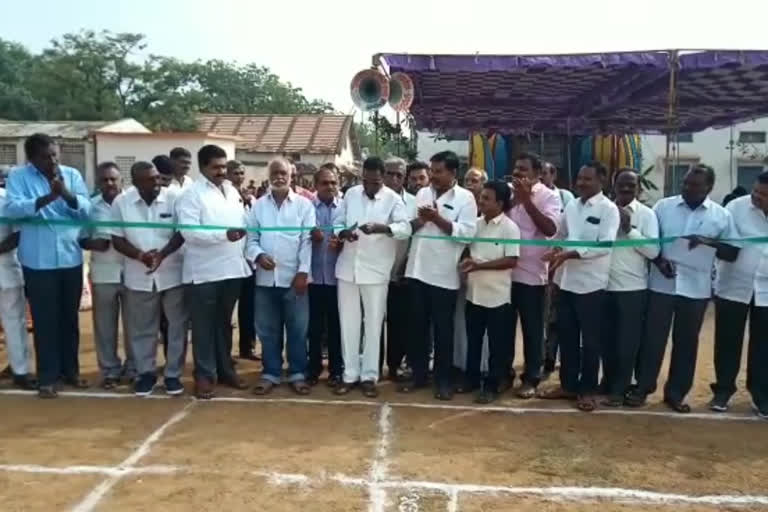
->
[86, 194, 124, 284]
[607, 199, 660, 292]
[175, 179, 251, 284]
[466, 214, 520, 308]
[0, 189, 23, 290]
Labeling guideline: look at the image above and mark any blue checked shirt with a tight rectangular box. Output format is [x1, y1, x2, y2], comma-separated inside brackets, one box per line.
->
[311, 196, 339, 285]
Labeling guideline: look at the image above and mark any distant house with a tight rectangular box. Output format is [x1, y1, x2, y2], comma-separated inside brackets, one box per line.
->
[197, 114, 361, 183]
[0, 118, 150, 188]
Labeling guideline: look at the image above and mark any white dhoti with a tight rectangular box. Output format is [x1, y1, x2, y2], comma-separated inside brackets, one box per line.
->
[338, 279, 388, 384]
[0, 286, 30, 375]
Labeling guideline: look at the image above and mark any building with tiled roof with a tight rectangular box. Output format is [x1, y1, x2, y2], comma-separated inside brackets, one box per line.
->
[197, 114, 360, 183]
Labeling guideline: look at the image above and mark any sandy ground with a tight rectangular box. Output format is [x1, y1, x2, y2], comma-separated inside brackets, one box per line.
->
[1, 305, 767, 512]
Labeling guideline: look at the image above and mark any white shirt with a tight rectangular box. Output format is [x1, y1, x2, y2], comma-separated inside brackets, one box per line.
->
[607, 199, 660, 292]
[170, 176, 194, 194]
[86, 194, 124, 284]
[716, 195, 768, 305]
[246, 190, 315, 288]
[175, 179, 251, 285]
[466, 214, 521, 308]
[554, 187, 574, 213]
[556, 192, 620, 294]
[650, 196, 734, 299]
[0, 189, 23, 289]
[111, 187, 183, 292]
[390, 188, 417, 281]
[333, 185, 411, 285]
[406, 184, 478, 290]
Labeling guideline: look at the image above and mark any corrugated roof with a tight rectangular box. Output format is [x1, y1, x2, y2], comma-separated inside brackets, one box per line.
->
[197, 114, 356, 155]
[0, 118, 150, 139]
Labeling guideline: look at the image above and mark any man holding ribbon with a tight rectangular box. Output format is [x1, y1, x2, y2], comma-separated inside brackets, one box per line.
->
[6, 133, 92, 398]
[627, 165, 737, 413]
[176, 145, 251, 398]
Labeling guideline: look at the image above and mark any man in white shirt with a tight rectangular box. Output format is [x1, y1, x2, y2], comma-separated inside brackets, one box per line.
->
[710, 172, 768, 418]
[176, 145, 251, 399]
[406, 161, 430, 195]
[627, 165, 737, 413]
[111, 161, 187, 397]
[169, 147, 194, 192]
[460, 181, 520, 404]
[0, 188, 33, 389]
[80, 162, 134, 389]
[381, 157, 417, 380]
[399, 151, 478, 400]
[541, 161, 620, 412]
[601, 169, 659, 407]
[541, 162, 575, 213]
[247, 158, 315, 396]
[332, 157, 411, 397]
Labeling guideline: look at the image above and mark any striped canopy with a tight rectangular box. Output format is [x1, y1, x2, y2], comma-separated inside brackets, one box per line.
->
[377, 51, 768, 135]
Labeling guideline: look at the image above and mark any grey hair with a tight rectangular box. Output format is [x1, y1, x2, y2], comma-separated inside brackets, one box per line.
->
[384, 157, 407, 173]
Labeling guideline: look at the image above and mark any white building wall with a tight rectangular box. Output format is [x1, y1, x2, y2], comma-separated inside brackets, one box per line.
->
[95, 134, 237, 187]
[641, 118, 768, 204]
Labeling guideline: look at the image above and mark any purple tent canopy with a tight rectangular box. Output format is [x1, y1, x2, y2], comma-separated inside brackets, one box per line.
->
[376, 51, 768, 135]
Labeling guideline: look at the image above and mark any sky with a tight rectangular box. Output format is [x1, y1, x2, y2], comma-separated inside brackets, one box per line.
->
[4, 0, 768, 114]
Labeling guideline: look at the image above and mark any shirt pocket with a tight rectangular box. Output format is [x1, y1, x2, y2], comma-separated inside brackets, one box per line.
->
[579, 216, 601, 240]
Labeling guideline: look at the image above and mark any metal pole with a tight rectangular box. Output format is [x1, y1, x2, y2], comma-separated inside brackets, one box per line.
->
[566, 118, 573, 188]
[728, 125, 735, 190]
[663, 51, 679, 197]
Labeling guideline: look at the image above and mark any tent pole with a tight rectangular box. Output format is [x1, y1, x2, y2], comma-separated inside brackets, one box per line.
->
[566, 118, 573, 188]
[663, 51, 679, 197]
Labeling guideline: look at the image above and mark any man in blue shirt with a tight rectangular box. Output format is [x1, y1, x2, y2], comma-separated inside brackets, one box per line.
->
[6, 133, 91, 398]
[307, 164, 343, 387]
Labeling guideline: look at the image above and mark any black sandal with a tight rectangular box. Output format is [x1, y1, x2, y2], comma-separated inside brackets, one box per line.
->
[576, 395, 597, 412]
[624, 391, 648, 408]
[361, 381, 379, 398]
[334, 382, 355, 395]
[252, 379, 276, 395]
[601, 395, 624, 408]
[664, 398, 691, 414]
[475, 389, 497, 404]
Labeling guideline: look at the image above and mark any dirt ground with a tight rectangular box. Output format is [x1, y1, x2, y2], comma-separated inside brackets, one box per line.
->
[1, 305, 767, 511]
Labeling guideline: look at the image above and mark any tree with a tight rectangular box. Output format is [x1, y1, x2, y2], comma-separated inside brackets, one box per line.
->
[0, 30, 335, 130]
[355, 114, 416, 160]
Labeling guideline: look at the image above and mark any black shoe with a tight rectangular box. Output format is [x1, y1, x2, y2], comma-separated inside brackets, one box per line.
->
[306, 375, 320, 386]
[709, 393, 730, 412]
[164, 377, 184, 396]
[13, 374, 38, 391]
[663, 396, 691, 414]
[101, 377, 119, 390]
[434, 384, 454, 401]
[38, 385, 58, 399]
[134, 374, 157, 397]
[327, 375, 342, 388]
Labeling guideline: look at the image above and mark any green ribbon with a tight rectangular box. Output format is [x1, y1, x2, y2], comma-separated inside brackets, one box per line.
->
[1, 217, 766, 248]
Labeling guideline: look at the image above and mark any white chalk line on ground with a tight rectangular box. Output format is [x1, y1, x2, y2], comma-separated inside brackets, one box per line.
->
[0, 388, 763, 423]
[368, 404, 393, 512]
[69, 401, 195, 512]
[0, 464, 178, 476]
[2, 463, 768, 508]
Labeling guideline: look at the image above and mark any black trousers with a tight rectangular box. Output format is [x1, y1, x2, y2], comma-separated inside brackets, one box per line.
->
[237, 275, 256, 356]
[557, 289, 603, 394]
[543, 284, 561, 371]
[601, 290, 647, 398]
[635, 292, 708, 402]
[406, 279, 457, 387]
[510, 283, 545, 386]
[23, 265, 83, 387]
[308, 284, 343, 378]
[380, 281, 409, 375]
[187, 278, 240, 382]
[713, 297, 768, 407]
[465, 301, 511, 390]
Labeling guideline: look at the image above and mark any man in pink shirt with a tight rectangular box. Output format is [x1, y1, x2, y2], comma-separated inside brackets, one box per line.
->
[506, 152, 561, 398]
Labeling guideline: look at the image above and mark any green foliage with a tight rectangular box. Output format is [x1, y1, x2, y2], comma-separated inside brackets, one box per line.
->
[0, 30, 335, 130]
[355, 114, 416, 160]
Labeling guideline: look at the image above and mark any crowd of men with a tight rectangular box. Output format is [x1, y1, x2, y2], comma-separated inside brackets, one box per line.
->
[1, 133, 766, 419]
